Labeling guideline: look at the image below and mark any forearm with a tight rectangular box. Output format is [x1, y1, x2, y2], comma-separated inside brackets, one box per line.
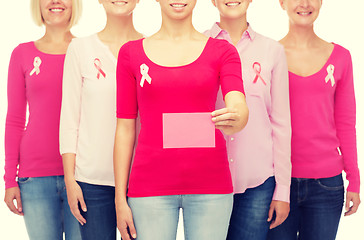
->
[62, 153, 77, 185]
[114, 119, 136, 206]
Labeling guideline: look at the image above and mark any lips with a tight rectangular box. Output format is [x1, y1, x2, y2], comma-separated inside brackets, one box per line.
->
[170, 3, 187, 8]
[297, 11, 312, 16]
[112, 1, 128, 5]
[225, 2, 241, 7]
[49, 8, 65, 13]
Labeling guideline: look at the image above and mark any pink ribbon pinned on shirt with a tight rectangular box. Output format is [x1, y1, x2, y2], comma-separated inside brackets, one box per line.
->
[252, 62, 266, 85]
[94, 58, 106, 79]
[29, 56, 42, 76]
[140, 63, 152, 87]
[325, 64, 335, 87]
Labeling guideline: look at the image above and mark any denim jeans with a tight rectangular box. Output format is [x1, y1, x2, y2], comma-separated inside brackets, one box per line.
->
[267, 174, 344, 240]
[77, 181, 117, 240]
[128, 194, 233, 240]
[227, 176, 275, 240]
[18, 176, 81, 240]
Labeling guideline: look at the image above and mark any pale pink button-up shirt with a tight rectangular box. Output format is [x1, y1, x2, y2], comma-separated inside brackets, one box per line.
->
[205, 23, 292, 202]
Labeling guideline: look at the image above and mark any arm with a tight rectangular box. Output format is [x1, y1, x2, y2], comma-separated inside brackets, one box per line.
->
[59, 40, 86, 224]
[334, 50, 360, 216]
[266, 45, 292, 228]
[212, 41, 248, 135]
[4, 46, 26, 215]
[114, 119, 137, 240]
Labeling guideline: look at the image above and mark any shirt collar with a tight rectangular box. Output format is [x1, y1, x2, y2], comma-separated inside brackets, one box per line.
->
[209, 22, 257, 41]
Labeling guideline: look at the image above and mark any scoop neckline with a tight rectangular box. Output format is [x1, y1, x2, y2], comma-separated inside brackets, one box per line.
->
[289, 43, 337, 78]
[139, 37, 212, 69]
[31, 41, 66, 56]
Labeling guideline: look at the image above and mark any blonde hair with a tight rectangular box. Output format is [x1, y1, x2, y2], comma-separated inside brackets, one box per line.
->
[30, 0, 82, 28]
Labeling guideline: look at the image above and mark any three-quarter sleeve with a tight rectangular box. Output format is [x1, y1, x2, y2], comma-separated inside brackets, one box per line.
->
[270, 45, 292, 202]
[59, 41, 83, 155]
[116, 42, 138, 119]
[334, 50, 360, 193]
[4, 46, 27, 189]
[218, 41, 245, 97]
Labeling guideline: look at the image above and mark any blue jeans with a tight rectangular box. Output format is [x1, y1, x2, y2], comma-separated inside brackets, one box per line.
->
[18, 176, 81, 240]
[267, 174, 344, 240]
[77, 181, 117, 240]
[128, 194, 233, 240]
[227, 176, 275, 240]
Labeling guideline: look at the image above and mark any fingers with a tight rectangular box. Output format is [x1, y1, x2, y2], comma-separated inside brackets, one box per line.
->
[211, 108, 239, 126]
[69, 196, 87, 225]
[119, 222, 137, 240]
[4, 188, 23, 216]
[267, 206, 274, 222]
[270, 214, 285, 229]
[127, 219, 137, 239]
[344, 193, 361, 216]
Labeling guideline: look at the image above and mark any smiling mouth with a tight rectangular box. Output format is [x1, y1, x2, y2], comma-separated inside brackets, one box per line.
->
[170, 3, 187, 8]
[225, 2, 241, 7]
[112, 1, 128, 5]
[49, 8, 65, 13]
[297, 11, 312, 16]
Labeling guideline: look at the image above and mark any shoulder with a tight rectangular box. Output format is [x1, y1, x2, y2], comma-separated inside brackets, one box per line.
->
[118, 38, 143, 59]
[12, 42, 34, 55]
[208, 38, 237, 56]
[332, 43, 351, 59]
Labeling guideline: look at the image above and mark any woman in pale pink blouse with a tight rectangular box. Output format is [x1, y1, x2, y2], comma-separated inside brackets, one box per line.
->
[205, 1, 291, 240]
[268, 1, 361, 239]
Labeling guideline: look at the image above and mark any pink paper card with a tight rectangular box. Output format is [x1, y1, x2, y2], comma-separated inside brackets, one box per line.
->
[163, 112, 215, 149]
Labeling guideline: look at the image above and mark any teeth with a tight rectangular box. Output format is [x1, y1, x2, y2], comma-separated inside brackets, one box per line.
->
[50, 8, 64, 12]
[226, 2, 240, 6]
[298, 12, 311, 15]
[171, 4, 186, 8]
[112, 1, 127, 5]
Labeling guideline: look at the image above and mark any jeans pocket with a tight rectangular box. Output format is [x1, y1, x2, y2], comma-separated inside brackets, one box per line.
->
[18, 177, 33, 184]
[316, 174, 344, 191]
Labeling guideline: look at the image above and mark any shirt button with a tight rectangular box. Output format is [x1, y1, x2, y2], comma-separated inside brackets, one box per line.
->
[231, 137, 234, 141]
[230, 158, 234, 162]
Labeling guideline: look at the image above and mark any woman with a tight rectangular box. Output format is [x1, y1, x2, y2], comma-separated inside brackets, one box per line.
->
[4, 0, 82, 239]
[59, 1, 143, 239]
[114, 1, 249, 240]
[205, 1, 291, 239]
[268, 0, 361, 239]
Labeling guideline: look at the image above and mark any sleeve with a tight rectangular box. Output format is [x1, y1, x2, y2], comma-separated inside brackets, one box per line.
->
[334, 49, 360, 193]
[59, 40, 83, 155]
[4, 46, 26, 189]
[270, 45, 292, 202]
[218, 41, 245, 98]
[116, 42, 138, 119]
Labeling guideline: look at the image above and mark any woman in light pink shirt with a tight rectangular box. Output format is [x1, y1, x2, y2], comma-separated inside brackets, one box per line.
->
[205, 1, 291, 239]
[4, 0, 82, 239]
[268, 1, 360, 239]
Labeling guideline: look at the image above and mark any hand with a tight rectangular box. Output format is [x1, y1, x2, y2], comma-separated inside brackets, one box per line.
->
[116, 201, 137, 240]
[267, 200, 290, 229]
[4, 186, 23, 216]
[211, 107, 242, 135]
[344, 191, 360, 216]
[65, 180, 87, 225]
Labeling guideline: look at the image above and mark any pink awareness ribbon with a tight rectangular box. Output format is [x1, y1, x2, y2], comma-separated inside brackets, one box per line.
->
[29, 56, 42, 76]
[94, 58, 106, 79]
[252, 62, 266, 85]
[140, 63, 152, 87]
[325, 64, 335, 87]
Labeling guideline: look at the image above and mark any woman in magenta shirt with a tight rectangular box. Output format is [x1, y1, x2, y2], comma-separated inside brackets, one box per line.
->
[113, 1, 249, 239]
[4, 0, 82, 239]
[268, 0, 361, 239]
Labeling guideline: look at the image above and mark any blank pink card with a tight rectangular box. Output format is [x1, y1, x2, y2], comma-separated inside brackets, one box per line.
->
[163, 112, 215, 149]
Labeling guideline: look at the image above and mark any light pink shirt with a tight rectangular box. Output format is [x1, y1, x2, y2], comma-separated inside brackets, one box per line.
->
[205, 23, 292, 202]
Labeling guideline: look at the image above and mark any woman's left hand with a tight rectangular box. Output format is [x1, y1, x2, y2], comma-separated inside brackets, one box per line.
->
[344, 191, 361, 216]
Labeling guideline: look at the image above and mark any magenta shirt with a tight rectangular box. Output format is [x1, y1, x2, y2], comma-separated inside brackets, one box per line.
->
[116, 38, 244, 197]
[205, 23, 292, 202]
[289, 44, 360, 193]
[4, 42, 65, 189]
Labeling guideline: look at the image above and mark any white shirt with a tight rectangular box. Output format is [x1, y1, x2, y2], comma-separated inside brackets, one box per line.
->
[60, 34, 117, 186]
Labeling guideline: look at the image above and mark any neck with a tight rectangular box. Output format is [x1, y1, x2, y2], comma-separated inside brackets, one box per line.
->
[283, 23, 320, 48]
[42, 25, 73, 43]
[158, 14, 197, 40]
[99, 14, 138, 42]
[219, 15, 248, 44]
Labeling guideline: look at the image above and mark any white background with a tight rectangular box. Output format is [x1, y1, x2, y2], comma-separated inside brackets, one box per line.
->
[0, 0, 363, 239]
